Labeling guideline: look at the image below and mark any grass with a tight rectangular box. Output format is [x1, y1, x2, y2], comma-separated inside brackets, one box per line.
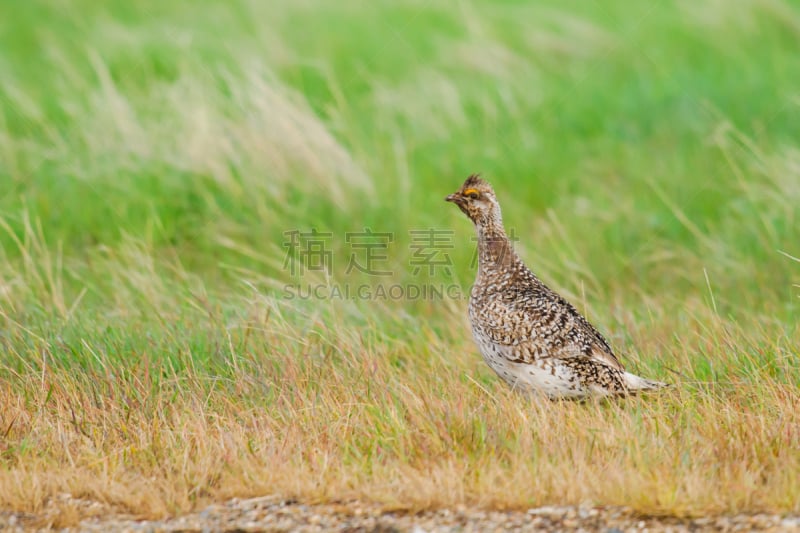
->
[1, 0, 799, 522]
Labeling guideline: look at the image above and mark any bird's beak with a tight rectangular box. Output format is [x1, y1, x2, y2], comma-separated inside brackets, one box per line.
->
[445, 192, 463, 204]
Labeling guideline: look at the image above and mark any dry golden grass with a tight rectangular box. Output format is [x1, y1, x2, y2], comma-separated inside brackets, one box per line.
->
[1, 275, 797, 519]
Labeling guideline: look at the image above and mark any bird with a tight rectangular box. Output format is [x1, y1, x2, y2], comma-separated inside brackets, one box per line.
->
[446, 174, 667, 399]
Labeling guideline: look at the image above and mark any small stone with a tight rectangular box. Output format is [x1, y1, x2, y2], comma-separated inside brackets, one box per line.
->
[782, 517, 800, 529]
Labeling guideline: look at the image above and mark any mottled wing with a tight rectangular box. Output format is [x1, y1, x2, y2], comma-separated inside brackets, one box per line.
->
[470, 277, 624, 370]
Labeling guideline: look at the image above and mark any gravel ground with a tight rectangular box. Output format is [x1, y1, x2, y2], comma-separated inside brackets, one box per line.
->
[2, 495, 799, 532]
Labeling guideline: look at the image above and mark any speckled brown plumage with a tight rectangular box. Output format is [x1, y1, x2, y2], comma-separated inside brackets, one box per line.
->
[446, 175, 666, 399]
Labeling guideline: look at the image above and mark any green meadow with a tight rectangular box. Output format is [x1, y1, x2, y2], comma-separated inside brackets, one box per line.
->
[1, 0, 798, 521]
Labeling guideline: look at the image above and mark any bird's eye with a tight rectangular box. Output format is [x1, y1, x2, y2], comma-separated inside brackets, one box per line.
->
[464, 188, 479, 199]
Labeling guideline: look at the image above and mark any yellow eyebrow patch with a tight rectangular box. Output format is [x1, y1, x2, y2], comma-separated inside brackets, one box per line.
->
[463, 188, 479, 196]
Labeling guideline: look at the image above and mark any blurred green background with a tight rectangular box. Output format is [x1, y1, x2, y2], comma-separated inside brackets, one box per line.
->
[1, 0, 798, 348]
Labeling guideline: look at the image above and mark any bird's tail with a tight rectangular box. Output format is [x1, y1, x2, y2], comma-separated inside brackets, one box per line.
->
[623, 371, 668, 392]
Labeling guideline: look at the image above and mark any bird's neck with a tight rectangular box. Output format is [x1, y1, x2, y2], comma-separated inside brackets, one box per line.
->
[475, 217, 518, 276]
